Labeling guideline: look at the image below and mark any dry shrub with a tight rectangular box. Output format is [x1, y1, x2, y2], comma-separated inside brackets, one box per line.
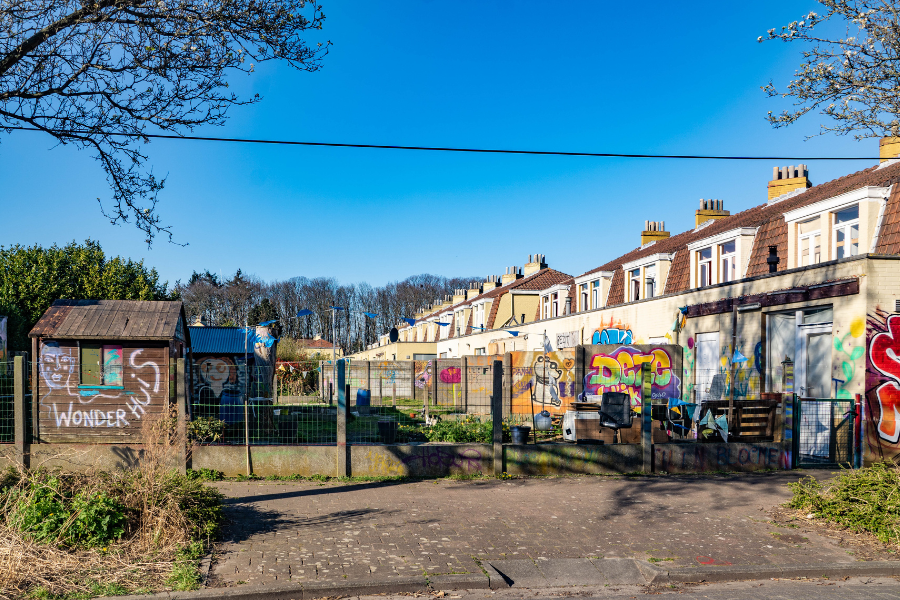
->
[0, 408, 222, 599]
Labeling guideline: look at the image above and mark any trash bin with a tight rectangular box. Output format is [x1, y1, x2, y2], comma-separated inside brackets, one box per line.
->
[511, 425, 531, 444]
[356, 389, 371, 407]
[377, 419, 399, 444]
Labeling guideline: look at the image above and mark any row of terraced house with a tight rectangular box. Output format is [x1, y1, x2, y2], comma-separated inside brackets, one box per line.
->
[348, 138, 900, 465]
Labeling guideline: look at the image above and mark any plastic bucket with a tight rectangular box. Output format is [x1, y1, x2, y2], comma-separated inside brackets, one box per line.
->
[511, 425, 531, 444]
[356, 389, 371, 407]
[377, 420, 399, 444]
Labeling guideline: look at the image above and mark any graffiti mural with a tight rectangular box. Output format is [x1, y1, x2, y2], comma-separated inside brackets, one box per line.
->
[414, 360, 432, 389]
[39, 341, 162, 431]
[585, 345, 682, 412]
[193, 355, 248, 420]
[835, 317, 866, 399]
[510, 351, 576, 414]
[867, 312, 900, 452]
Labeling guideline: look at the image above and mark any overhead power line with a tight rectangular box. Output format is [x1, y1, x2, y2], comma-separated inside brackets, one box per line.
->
[3, 125, 882, 160]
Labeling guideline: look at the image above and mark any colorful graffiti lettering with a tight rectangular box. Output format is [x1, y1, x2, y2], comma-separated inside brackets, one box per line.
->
[440, 366, 461, 384]
[868, 314, 900, 444]
[586, 346, 681, 410]
[592, 327, 633, 345]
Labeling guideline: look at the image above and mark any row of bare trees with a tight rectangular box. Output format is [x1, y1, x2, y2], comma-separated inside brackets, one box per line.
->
[175, 271, 480, 354]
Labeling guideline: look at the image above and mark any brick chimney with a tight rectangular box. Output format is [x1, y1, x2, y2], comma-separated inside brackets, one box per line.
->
[641, 221, 670, 246]
[695, 199, 730, 228]
[768, 165, 810, 200]
[482, 275, 500, 292]
[880, 138, 900, 162]
[452, 289, 466, 304]
[466, 282, 482, 300]
[523, 254, 547, 276]
[501, 266, 522, 285]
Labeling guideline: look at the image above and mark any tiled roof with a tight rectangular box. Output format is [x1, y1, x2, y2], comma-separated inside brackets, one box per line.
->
[30, 300, 187, 341]
[486, 268, 572, 329]
[578, 160, 900, 299]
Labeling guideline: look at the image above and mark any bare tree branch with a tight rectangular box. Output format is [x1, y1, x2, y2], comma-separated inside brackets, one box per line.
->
[0, 0, 330, 245]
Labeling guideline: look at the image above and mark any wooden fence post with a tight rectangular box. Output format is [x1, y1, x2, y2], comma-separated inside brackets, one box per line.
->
[13, 356, 28, 469]
[492, 359, 504, 476]
[176, 357, 188, 475]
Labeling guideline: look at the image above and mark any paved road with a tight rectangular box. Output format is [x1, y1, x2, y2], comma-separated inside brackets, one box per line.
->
[209, 471, 866, 586]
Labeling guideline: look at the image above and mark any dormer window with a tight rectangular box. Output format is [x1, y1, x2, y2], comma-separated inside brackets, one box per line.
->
[834, 205, 860, 259]
[630, 268, 641, 301]
[799, 217, 821, 266]
[720, 240, 736, 282]
[591, 280, 600, 308]
[644, 264, 657, 299]
[698, 247, 712, 287]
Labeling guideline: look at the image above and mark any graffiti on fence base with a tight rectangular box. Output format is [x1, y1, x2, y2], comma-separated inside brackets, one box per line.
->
[654, 444, 790, 472]
[586, 346, 681, 411]
[440, 366, 461, 384]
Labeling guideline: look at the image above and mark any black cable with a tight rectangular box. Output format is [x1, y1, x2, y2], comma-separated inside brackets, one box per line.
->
[2, 125, 882, 160]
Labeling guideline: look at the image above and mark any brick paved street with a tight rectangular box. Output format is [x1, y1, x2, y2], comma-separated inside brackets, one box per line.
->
[208, 471, 870, 587]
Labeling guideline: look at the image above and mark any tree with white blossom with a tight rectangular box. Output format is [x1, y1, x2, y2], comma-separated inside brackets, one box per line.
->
[0, 0, 329, 244]
[760, 0, 900, 140]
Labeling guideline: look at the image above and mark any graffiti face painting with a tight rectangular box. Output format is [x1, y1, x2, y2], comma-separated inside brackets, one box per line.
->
[869, 314, 900, 443]
[39, 342, 76, 390]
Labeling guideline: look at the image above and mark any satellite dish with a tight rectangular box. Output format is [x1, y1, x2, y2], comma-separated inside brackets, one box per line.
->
[389, 328, 399, 343]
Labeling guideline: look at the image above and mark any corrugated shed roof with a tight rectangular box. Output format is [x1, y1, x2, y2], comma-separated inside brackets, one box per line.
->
[30, 300, 186, 341]
[577, 160, 900, 294]
[188, 326, 251, 354]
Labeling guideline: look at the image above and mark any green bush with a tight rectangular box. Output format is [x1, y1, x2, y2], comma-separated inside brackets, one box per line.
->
[11, 477, 127, 547]
[423, 417, 509, 443]
[187, 417, 227, 444]
[788, 462, 900, 546]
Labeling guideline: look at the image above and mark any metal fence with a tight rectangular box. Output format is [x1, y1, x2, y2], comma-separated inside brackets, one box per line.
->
[795, 398, 854, 467]
[0, 359, 31, 444]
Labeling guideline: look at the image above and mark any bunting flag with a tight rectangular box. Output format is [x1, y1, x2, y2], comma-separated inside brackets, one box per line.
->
[507, 331, 520, 337]
[296, 309, 313, 317]
[402, 318, 416, 326]
[363, 312, 378, 319]
[732, 349, 748, 363]
[258, 320, 278, 327]
[542, 334, 552, 354]
[714, 414, 729, 442]
[436, 321, 451, 326]
[332, 306, 345, 311]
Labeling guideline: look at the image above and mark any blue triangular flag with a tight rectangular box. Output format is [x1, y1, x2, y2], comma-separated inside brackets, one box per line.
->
[732, 349, 748, 363]
[403, 318, 416, 326]
[363, 312, 378, 318]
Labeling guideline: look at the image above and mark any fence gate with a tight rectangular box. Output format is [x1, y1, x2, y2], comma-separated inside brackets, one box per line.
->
[794, 398, 854, 468]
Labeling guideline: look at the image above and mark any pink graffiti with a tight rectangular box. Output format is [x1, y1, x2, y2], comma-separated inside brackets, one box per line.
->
[440, 366, 462, 384]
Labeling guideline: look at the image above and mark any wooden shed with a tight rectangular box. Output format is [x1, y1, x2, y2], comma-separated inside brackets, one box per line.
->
[28, 300, 190, 443]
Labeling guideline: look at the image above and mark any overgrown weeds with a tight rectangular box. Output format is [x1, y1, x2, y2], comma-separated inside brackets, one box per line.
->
[787, 462, 900, 547]
[0, 412, 223, 599]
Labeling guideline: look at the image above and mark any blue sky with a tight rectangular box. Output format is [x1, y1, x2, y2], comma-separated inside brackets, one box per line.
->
[0, 1, 878, 289]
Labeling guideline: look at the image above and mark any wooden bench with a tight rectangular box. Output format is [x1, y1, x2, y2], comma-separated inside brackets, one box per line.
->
[701, 399, 778, 442]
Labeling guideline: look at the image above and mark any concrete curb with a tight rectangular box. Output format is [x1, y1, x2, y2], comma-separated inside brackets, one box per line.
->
[650, 560, 900, 584]
[108, 572, 490, 600]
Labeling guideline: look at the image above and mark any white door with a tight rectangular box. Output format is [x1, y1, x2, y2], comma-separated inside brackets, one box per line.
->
[798, 324, 833, 458]
[695, 332, 720, 403]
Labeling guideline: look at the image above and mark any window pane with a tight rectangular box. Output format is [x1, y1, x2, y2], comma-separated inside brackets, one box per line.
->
[813, 234, 821, 263]
[835, 205, 859, 224]
[801, 237, 810, 265]
[799, 218, 820, 235]
[700, 264, 708, 287]
[81, 344, 102, 386]
[721, 240, 736, 254]
[644, 264, 656, 277]
[102, 346, 123, 386]
[631, 269, 640, 278]
[699, 247, 712, 260]
[767, 312, 796, 393]
[803, 306, 833, 324]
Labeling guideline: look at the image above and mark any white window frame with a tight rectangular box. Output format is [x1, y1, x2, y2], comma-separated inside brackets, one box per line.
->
[580, 283, 588, 312]
[720, 240, 737, 283]
[688, 227, 757, 288]
[644, 264, 657, 299]
[698, 247, 712, 287]
[833, 205, 860, 260]
[630, 268, 641, 302]
[798, 217, 822, 267]
[591, 280, 599, 309]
